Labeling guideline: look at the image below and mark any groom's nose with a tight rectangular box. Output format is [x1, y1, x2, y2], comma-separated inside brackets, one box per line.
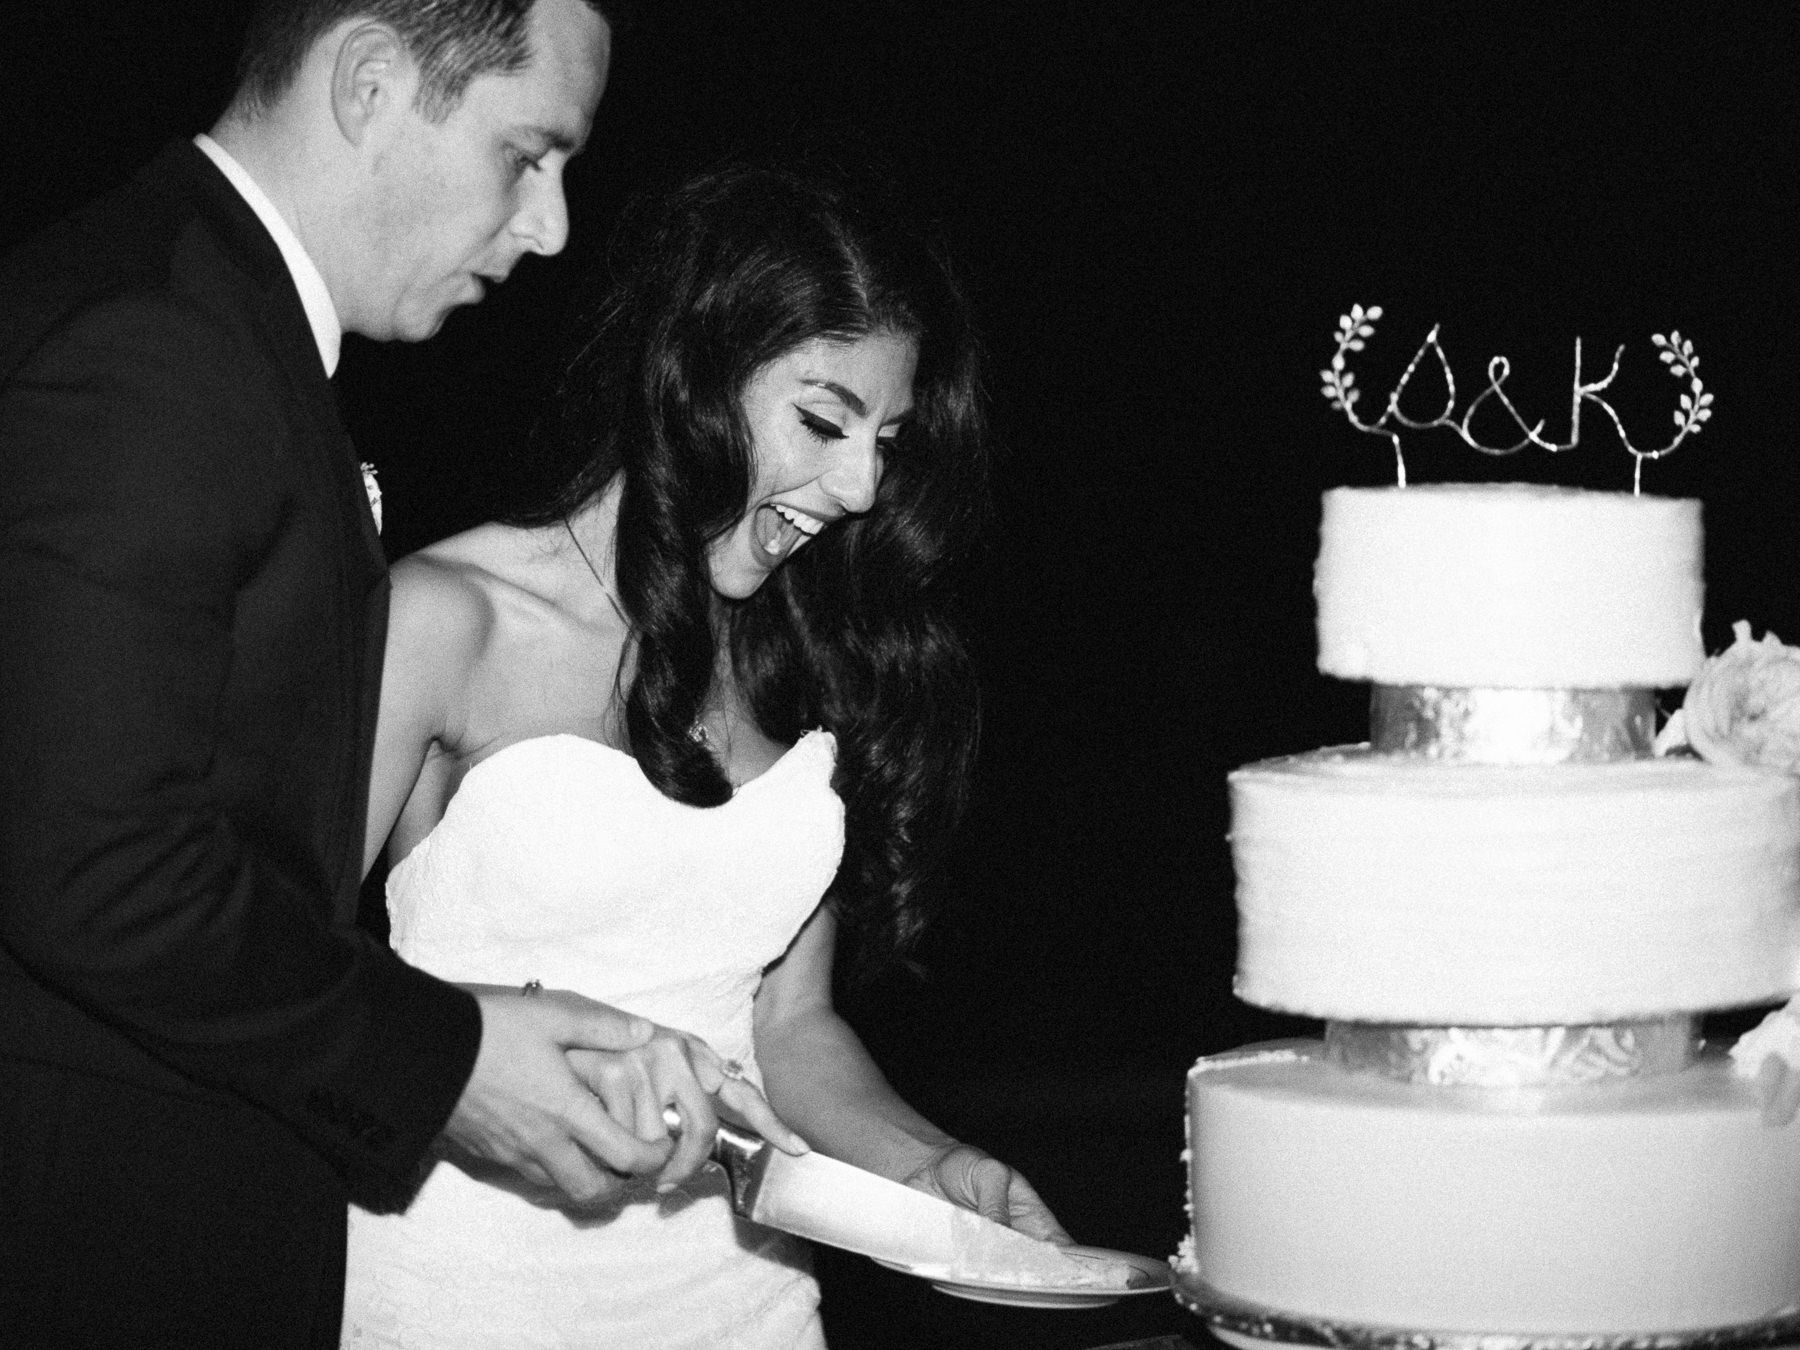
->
[512, 168, 573, 258]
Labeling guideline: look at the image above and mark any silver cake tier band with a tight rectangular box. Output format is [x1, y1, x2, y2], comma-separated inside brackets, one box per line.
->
[1357, 685, 1683, 1082]
[1322, 1017, 1699, 1087]
[1370, 686, 1658, 764]
[1174, 1270, 1800, 1350]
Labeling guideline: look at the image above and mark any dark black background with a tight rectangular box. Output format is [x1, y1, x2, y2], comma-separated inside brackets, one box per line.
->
[5, 4, 1796, 1346]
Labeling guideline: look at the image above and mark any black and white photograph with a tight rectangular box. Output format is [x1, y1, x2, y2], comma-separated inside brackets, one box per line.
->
[4, 4, 1799, 1348]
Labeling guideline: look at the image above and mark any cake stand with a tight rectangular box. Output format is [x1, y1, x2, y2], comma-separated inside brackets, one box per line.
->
[1173, 1270, 1800, 1350]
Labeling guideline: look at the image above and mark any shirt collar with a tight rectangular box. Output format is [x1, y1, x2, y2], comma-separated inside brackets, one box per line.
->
[193, 133, 343, 378]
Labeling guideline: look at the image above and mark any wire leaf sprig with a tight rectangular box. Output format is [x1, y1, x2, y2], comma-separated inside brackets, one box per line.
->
[1321, 305, 1412, 483]
[1580, 330, 1714, 492]
[1321, 305, 1715, 493]
[1321, 304, 1382, 412]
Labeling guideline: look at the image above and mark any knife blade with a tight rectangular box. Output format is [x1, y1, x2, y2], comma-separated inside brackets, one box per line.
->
[709, 1122, 1093, 1281]
[711, 1121, 964, 1267]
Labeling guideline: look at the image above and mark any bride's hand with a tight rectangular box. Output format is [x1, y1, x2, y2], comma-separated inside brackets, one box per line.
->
[443, 983, 667, 1209]
[901, 1143, 1073, 1244]
[708, 1061, 811, 1159]
[568, 1032, 807, 1191]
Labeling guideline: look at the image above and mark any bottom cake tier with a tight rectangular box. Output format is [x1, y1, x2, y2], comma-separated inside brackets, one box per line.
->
[1178, 1040, 1800, 1337]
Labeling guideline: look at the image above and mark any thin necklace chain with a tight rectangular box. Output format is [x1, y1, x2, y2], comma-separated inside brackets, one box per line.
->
[563, 517, 627, 626]
[565, 517, 712, 748]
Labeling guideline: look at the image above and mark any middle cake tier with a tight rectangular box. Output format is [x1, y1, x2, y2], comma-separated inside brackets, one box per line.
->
[1230, 747, 1800, 1023]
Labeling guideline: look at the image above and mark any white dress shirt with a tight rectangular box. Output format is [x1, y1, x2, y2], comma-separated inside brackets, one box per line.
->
[193, 133, 342, 378]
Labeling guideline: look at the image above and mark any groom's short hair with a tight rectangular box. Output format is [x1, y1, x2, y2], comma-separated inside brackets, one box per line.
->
[230, 0, 629, 123]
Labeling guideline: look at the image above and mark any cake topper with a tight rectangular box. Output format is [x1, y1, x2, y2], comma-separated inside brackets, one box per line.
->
[1319, 304, 1713, 491]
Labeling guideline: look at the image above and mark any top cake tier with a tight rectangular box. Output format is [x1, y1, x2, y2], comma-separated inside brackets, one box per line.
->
[1316, 484, 1704, 688]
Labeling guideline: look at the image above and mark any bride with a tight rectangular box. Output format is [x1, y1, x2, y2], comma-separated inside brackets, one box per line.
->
[340, 161, 1070, 1348]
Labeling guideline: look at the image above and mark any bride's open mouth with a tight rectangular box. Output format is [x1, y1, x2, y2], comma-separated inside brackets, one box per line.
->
[753, 503, 823, 564]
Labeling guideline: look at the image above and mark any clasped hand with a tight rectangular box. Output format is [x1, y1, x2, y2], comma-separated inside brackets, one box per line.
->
[441, 984, 805, 1208]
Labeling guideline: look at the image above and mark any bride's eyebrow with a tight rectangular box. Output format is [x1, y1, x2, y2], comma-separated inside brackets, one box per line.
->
[798, 380, 914, 424]
[799, 379, 865, 414]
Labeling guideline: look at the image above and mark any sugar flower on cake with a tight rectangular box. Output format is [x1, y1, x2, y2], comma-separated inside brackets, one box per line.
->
[1729, 998, 1800, 1125]
[1656, 621, 1800, 1121]
[361, 461, 382, 534]
[1654, 621, 1800, 773]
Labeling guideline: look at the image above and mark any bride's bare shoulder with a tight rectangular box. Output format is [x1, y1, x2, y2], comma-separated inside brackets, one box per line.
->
[388, 523, 555, 658]
[400, 521, 547, 579]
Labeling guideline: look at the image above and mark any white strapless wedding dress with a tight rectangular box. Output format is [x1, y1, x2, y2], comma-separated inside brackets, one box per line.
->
[341, 731, 842, 1349]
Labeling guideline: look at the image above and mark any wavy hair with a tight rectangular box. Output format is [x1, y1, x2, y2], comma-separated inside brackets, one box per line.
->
[522, 161, 990, 979]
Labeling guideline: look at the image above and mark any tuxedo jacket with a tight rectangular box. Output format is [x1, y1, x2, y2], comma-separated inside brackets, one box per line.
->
[0, 140, 479, 1212]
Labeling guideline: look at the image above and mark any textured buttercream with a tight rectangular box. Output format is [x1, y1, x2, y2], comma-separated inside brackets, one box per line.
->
[1230, 749, 1800, 1022]
[1315, 484, 1704, 687]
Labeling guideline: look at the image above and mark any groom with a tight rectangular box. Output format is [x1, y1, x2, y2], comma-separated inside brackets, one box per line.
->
[0, 2, 661, 1345]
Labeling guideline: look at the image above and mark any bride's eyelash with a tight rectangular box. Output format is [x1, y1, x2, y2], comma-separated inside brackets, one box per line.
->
[797, 410, 844, 443]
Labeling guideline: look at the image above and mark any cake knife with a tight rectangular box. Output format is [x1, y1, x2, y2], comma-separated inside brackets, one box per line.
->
[707, 1120, 1057, 1273]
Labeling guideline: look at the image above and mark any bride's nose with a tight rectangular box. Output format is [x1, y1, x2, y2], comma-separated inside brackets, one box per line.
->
[821, 439, 883, 514]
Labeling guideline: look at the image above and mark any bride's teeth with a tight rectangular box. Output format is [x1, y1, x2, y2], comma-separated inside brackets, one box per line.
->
[773, 505, 821, 536]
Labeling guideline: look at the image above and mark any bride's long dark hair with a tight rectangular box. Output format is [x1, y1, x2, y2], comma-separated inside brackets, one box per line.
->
[518, 161, 990, 979]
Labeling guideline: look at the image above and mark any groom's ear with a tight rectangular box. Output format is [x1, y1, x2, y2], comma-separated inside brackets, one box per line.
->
[328, 21, 416, 147]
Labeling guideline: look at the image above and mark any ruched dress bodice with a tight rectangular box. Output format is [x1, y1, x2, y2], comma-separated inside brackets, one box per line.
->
[342, 730, 842, 1349]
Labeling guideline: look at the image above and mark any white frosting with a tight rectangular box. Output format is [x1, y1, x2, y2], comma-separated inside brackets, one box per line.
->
[933, 1214, 1135, 1287]
[1231, 749, 1800, 1023]
[1315, 485, 1704, 687]
[1186, 1043, 1800, 1334]
[1187, 482, 1800, 1337]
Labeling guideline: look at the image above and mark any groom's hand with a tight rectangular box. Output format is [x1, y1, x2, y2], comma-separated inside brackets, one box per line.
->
[568, 1032, 811, 1193]
[568, 1026, 721, 1193]
[441, 986, 672, 1206]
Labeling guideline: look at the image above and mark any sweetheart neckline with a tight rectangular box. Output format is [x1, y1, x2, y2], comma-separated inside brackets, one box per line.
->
[461, 727, 828, 794]
[386, 728, 833, 879]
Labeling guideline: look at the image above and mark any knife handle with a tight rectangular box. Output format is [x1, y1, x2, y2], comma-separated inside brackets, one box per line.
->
[658, 1109, 768, 1215]
[710, 1121, 769, 1214]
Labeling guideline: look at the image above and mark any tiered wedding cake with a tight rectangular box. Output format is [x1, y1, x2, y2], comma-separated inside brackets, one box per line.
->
[1173, 482, 1800, 1343]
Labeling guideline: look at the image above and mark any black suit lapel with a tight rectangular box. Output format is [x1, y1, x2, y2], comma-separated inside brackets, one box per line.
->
[174, 141, 391, 901]
[172, 142, 388, 580]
